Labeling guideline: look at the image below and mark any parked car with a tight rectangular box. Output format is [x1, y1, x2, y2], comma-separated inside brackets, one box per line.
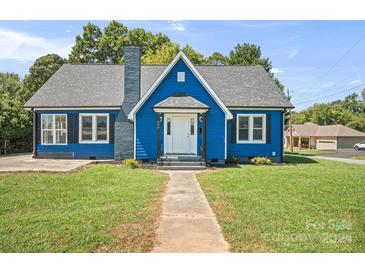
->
[353, 141, 365, 150]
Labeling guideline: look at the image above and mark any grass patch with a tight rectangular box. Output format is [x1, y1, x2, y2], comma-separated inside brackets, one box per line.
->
[351, 155, 365, 160]
[0, 164, 167, 252]
[285, 149, 336, 156]
[198, 155, 365, 252]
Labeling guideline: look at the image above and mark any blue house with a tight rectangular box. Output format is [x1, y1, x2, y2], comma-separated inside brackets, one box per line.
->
[24, 47, 293, 165]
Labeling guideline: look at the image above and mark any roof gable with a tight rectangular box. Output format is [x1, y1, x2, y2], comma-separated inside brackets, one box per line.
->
[127, 51, 233, 120]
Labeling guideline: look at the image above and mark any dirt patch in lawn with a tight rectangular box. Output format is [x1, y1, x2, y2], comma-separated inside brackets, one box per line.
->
[97, 171, 168, 252]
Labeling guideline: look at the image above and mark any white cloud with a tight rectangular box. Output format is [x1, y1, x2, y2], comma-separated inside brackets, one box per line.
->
[168, 21, 185, 31]
[66, 29, 71, 33]
[270, 67, 284, 74]
[348, 79, 361, 85]
[288, 49, 298, 59]
[320, 81, 335, 88]
[0, 28, 74, 62]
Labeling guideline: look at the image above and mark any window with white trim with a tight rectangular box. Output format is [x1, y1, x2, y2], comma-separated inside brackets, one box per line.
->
[79, 113, 109, 143]
[177, 72, 185, 82]
[41, 114, 67, 145]
[237, 114, 266, 143]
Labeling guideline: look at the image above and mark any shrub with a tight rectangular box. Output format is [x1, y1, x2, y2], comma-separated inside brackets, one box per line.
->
[250, 157, 272, 165]
[123, 159, 139, 169]
[228, 156, 241, 164]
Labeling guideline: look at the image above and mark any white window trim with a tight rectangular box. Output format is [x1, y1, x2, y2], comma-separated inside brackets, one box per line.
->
[236, 114, 266, 144]
[41, 114, 68, 145]
[79, 113, 109, 144]
[177, 71, 185, 82]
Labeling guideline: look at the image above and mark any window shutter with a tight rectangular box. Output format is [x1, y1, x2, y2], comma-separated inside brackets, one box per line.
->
[109, 113, 115, 144]
[74, 113, 79, 144]
[266, 114, 271, 144]
[36, 113, 41, 144]
[68, 114, 73, 144]
[231, 114, 237, 143]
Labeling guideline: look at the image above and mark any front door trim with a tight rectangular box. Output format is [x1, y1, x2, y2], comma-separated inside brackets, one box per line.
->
[164, 113, 197, 155]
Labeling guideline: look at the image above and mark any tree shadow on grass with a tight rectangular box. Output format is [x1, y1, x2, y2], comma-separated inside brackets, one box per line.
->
[284, 155, 318, 164]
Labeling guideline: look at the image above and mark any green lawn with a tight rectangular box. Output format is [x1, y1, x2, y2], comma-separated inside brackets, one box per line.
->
[0, 164, 167, 252]
[198, 156, 365, 252]
[285, 148, 336, 156]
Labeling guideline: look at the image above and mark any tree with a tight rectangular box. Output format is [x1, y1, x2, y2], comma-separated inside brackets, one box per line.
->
[182, 44, 206, 64]
[99, 20, 129, 64]
[20, 54, 65, 101]
[207, 52, 227, 65]
[0, 73, 22, 98]
[341, 93, 362, 113]
[68, 23, 102, 64]
[228, 43, 272, 72]
[0, 74, 32, 154]
[141, 42, 179, 64]
[128, 28, 170, 56]
[292, 90, 365, 132]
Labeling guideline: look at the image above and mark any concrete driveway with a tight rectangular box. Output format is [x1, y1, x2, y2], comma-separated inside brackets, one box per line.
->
[318, 149, 365, 158]
[0, 154, 95, 172]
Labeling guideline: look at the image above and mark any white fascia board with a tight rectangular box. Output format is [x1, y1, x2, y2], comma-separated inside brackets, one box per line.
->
[153, 108, 208, 113]
[127, 52, 182, 121]
[128, 51, 232, 121]
[179, 51, 232, 120]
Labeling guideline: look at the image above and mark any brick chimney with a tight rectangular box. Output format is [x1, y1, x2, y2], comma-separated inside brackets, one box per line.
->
[114, 46, 141, 160]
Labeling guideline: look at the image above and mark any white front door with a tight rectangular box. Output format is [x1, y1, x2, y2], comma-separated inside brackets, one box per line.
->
[164, 114, 197, 154]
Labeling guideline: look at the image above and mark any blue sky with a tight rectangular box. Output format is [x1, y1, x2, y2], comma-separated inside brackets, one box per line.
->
[0, 20, 364, 110]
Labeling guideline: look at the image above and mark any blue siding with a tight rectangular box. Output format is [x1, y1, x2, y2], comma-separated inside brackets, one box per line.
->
[36, 109, 119, 159]
[136, 59, 226, 160]
[227, 109, 284, 159]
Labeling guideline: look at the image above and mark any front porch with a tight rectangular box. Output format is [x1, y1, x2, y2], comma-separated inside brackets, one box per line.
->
[153, 95, 209, 168]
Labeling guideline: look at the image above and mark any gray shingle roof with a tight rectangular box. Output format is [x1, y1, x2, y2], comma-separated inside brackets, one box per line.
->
[285, 123, 365, 137]
[154, 95, 209, 109]
[196, 65, 292, 108]
[24, 65, 124, 108]
[25, 64, 293, 108]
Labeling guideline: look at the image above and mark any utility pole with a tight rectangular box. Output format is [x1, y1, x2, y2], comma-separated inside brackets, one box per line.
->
[287, 89, 293, 152]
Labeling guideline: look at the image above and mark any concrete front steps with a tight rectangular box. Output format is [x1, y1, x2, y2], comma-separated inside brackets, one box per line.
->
[157, 155, 206, 170]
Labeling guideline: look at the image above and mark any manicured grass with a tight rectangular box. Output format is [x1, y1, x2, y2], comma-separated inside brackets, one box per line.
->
[0, 164, 167, 252]
[198, 156, 365, 252]
[351, 155, 365, 160]
[285, 148, 336, 156]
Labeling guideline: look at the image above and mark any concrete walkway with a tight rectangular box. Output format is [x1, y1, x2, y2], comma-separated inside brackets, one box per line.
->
[312, 156, 365, 165]
[0, 154, 94, 172]
[153, 171, 229, 253]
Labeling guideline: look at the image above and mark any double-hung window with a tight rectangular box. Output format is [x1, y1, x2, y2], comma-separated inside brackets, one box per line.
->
[79, 114, 109, 143]
[41, 114, 67, 145]
[237, 114, 266, 143]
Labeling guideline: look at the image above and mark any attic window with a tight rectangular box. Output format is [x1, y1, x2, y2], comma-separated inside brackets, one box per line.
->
[177, 72, 185, 82]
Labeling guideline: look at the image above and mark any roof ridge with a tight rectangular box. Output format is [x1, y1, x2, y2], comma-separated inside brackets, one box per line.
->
[196, 64, 261, 67]
[65, 63, 123, 66]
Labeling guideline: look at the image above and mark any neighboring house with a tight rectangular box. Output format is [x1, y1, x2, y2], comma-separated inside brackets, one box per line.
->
[285, 122, 365, 150]
[24, 47, 293, 164]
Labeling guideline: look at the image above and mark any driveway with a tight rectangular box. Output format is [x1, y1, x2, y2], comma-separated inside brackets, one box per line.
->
[0, 154, 95, 172]
[318, 149, 365, 158]
[311, 156, 365, 165]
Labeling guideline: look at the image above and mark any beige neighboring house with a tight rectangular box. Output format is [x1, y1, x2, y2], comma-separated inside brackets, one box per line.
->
[285, 122, 365, 150]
